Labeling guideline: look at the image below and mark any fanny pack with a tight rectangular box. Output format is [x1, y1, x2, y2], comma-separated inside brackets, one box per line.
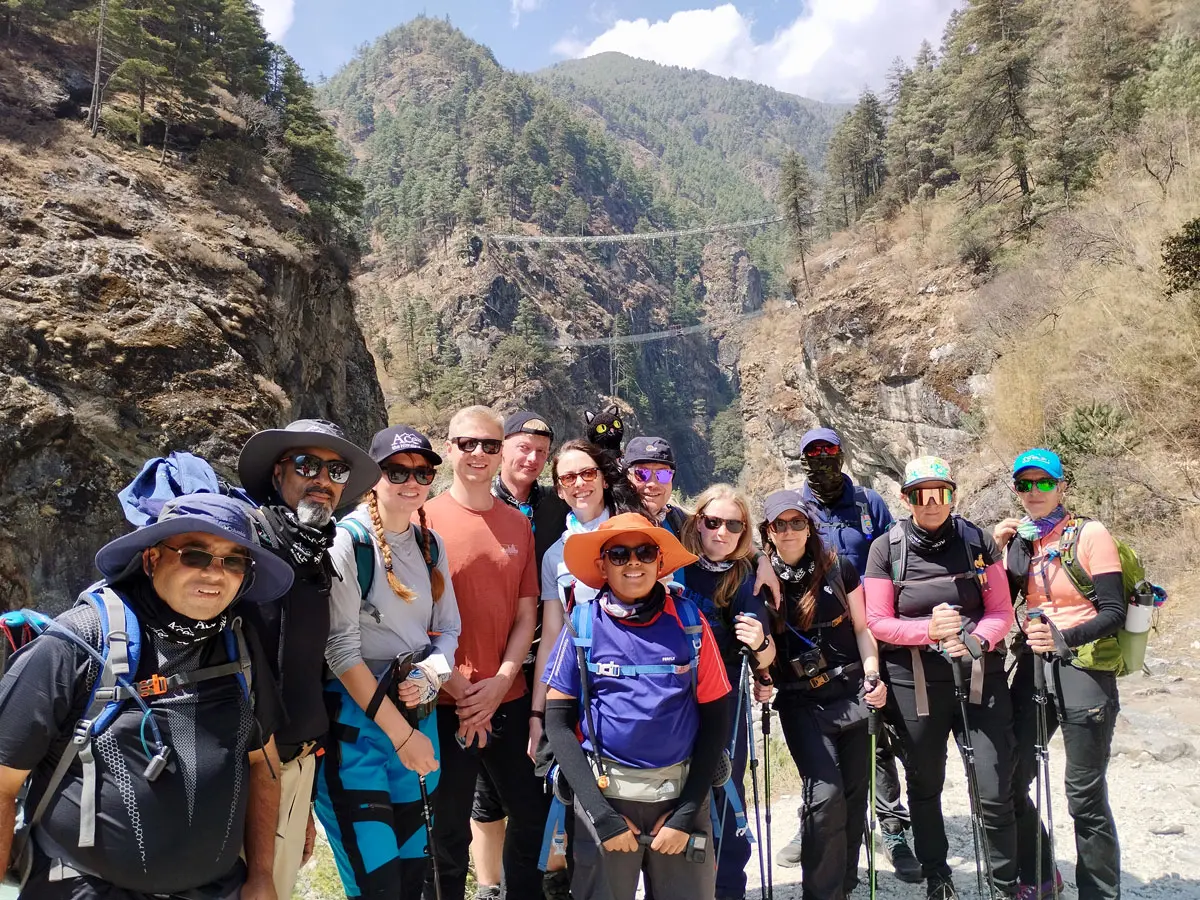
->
[592, 758, 689, 802]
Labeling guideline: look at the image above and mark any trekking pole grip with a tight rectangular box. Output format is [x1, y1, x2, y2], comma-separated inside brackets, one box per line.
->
[865, 673, 882, 735]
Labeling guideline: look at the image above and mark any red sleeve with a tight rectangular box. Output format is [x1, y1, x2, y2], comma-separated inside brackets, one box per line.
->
[517, 518, 538, 599]
[695, 615, 731, 703]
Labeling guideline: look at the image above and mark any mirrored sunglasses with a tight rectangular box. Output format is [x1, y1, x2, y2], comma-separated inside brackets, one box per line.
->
[906, 486, 955, 506]
[632, 466, 674, 485]
[1014, 478, 1058, 494]
[283, 454, 352, 484]
[803, 444, 840, 458]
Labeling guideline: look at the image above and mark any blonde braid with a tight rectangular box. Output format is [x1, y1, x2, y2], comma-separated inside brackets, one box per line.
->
[367, 491, 417, 602]
[418, 506, 446, 602]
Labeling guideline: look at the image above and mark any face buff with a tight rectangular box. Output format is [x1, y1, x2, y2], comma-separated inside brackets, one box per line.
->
[802, 453, 845, 505]
[261, 504, 335, 570]
[696, 555, 734, 573]
[907, 517, 955, 554]
[127, 576, 230, 647]
[772, 553, 815, 584]
[599, 582, 667, 625]
[1017, 504, 1068, 540]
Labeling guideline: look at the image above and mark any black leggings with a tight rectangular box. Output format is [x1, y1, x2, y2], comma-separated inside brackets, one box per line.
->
[1011, 654, 1120, 899]
[887, 656, 1018, 892]
[776, 698, 870, 900]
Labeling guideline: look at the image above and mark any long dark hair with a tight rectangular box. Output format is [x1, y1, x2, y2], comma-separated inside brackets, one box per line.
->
[758, 516, 834, 632]
[551, 439, 650, 518]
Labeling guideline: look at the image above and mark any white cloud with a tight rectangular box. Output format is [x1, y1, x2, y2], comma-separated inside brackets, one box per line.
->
[254, 0, 295, 42]
[511, 0, 543, 28]
[553, 1, 961, 103]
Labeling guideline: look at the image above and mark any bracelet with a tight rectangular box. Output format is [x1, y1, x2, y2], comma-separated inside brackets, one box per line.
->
[754, 636, 770, 653]
[393, 730, 414, 754]
[530, 710, 545, 720]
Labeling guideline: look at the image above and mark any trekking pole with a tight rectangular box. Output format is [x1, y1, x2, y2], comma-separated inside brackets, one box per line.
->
[947, 635, 998, 899]
[418, 774, 444, 900]
[760, 675, 774, 900]
[742, 651, 768, 897]
[1027, 609, 1059, 900]
[865, 674, 881, 900]
[716, 650, 751, 861]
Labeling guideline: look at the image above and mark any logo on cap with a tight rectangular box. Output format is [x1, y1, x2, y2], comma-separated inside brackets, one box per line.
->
[392, 432, 422, 451]
[646, 442, 664, 453]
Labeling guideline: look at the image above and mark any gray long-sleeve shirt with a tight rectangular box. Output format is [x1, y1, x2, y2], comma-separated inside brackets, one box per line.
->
[325, 507, 461, 679]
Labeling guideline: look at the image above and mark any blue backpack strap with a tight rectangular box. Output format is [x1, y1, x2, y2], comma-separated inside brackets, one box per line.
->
[538, 794, 568, 871]
[673, 592, 704, 693]
[854, 486, 875, 539]
[223, 618, 253, 701]
[338, 518, 376, 601]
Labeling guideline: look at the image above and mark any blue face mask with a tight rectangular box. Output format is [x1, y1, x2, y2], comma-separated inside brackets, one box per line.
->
[1018, 505, 1067, 540]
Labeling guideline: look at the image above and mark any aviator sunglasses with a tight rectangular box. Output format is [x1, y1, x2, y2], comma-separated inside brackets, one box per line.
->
[601, 543, 662, 566]
[906, 486, 955, 506]
[383, 463, 436, 485]
[281, 454, 352, 484]
[700, 515, 746, 534]
[158, 543, 254, 576]
[450, 437, 502, 455]
[631, 466, 674, 485]
[1015, 477, 1059, 494]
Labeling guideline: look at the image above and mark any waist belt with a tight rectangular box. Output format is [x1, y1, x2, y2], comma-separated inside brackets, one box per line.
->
[910, 647, 984, 717]
[592, 758, 689, 802]
[778, 661, 863, 692]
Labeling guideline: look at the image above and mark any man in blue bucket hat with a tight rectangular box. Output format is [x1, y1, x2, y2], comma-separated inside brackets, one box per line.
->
[0, 493, 291, 900]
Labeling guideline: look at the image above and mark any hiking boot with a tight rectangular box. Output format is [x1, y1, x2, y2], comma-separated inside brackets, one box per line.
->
[775, 828, 803, 868]
[926, 873, 958, 900]
[881, 829, 923, 883]
[543, 869, 572, 900]
[475, 886, 501, 900]
[1016, 870, 1064, 900]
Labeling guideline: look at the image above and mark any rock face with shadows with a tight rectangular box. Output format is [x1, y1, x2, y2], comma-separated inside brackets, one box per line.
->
[0, 45, 384, 611]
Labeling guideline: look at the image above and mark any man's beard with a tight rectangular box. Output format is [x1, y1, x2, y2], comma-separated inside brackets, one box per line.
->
[297, 496, 334, 528]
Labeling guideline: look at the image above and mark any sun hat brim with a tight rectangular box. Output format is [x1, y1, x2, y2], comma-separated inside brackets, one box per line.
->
[95, 515, 294, 603]
[562, 512, 699, 590]
[238, 429, 380, 510]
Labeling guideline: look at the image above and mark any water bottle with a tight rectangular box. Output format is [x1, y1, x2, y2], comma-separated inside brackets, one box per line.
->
[1119, 583, 1154, 673]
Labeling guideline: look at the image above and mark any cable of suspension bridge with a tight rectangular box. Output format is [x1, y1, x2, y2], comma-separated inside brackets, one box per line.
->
[484, 215, 784, 246]
[550, 310, 766, 349]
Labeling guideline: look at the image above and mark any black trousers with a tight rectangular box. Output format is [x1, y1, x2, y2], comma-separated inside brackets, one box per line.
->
[423, 695, 550, 900]
[776, 698, 871, 900]
[887, 659, 1018, 892]
[875, 714, 912, 834]
[1011, 654, 1121, 899]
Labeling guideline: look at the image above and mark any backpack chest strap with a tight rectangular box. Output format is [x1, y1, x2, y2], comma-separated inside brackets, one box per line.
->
[587, 660, 695, 678]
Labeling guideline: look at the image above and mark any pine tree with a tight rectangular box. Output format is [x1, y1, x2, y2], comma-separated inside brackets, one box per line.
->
[778, 150, 814, 297]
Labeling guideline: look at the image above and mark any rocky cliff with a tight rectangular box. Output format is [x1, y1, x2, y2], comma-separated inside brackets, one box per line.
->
[0, 42, 384, 611]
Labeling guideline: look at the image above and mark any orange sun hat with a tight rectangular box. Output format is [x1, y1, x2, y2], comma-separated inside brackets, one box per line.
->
[562, 512, 699, 590]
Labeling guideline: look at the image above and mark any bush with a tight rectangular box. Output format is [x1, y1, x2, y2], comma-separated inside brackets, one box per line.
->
[1163, 216, 1200, 296]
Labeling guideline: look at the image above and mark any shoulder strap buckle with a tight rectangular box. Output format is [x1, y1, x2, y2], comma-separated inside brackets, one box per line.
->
[137, 674, 170, 698]
[72, 718, 94, 745]
[593, 661, 621, 677]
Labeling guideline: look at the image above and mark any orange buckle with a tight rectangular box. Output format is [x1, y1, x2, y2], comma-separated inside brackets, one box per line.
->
[137, 674, 170, 697]
[808, 672, 830, 689]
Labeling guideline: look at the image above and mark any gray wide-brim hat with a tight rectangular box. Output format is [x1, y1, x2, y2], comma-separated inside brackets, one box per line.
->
[96, 493, 294, 602]
[237, 418, 380, 510]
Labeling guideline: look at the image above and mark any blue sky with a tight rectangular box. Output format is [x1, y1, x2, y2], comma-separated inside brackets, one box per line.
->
[255, 1, 960, 103]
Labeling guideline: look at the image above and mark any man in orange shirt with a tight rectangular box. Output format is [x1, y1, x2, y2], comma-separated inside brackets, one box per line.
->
[422, 406, 545, 900]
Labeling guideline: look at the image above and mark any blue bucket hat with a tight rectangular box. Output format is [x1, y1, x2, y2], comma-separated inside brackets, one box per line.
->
[95, 493, 294, 603]
[1012, 448, 1064, 480]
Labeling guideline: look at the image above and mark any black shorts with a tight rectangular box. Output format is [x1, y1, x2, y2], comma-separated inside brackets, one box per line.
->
[470, 663, 537, 824]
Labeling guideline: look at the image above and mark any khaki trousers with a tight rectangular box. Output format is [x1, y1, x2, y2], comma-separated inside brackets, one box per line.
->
[273, 753, 318, 900]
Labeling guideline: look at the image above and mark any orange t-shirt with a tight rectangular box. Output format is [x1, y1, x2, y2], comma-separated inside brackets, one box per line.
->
[423, 491, 538, 704]
[1023, 517, 1122, 631]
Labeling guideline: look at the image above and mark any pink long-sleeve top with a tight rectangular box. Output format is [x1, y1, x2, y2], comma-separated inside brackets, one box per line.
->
[864, 560, 1014, 649]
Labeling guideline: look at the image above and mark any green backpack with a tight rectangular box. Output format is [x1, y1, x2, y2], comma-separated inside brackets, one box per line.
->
[1054, 517, 1160, 675]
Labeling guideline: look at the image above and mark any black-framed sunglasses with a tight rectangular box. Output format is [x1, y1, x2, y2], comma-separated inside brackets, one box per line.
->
[769, 516, 810, 533]
[631, 466, 674, 485]
[557, 467, 601, 488]
[601, 544, 662, 566]
[1014, 477, 1059, 494]
[450, 437, 502, 455]
[159, 543, 254, 576]
[281, 454, 352, 484]
[700, 515, 746, 534]
[383, 463, 436, 485]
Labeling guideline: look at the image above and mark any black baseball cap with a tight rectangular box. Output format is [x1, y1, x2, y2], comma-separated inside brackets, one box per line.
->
[621, 436, 675, 469]
[503, 410, 554, 441]
[370, 425, 442, 466]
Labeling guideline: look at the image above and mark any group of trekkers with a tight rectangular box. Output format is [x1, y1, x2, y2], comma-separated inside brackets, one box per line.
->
[0, 407, 1133, 900]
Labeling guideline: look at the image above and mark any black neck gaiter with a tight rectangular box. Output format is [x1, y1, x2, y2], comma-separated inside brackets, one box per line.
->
[907, 516, 955, 554]
[124, 574, 231, 647]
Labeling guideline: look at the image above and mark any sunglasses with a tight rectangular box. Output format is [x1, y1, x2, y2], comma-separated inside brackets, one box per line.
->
[906, 486, 955, 506]
[803, 445, 840, 458]
[769, 516, 810, 533]
[601, 543, 662, 566]
[700, 515, 746, 534]
[450, 437, 502, 455]
[282, 455, 351, 484]
[383, 463, 436, 485]
[557, 467, 601, 488]
[631, 467, 674, 485]
[1015, 478, 1059, 494]
[159, 543, 254, 576]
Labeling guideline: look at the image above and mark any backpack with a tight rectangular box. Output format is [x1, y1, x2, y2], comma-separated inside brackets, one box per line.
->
[2, 587, 251, 888]
[1012, 517, 1166, 675]
[336, 517, 440, 612]
[822, 486, 876, 540]
[887, 516, 989, 587]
